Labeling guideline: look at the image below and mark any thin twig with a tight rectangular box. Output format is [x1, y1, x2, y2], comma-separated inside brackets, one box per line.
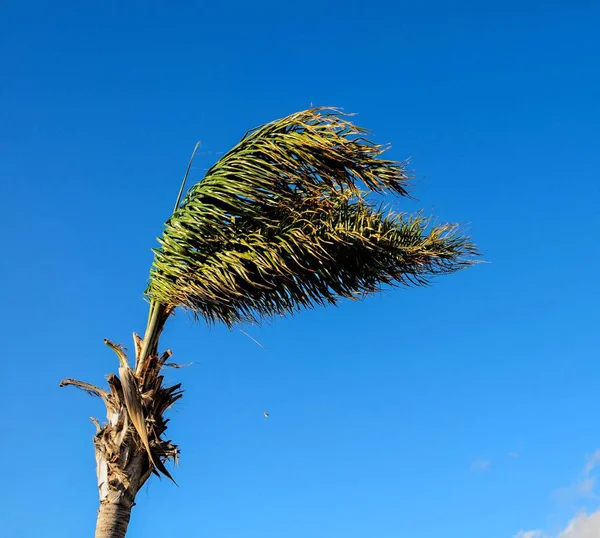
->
[164, 362, 195, 369]
[238, 329, 266, 349]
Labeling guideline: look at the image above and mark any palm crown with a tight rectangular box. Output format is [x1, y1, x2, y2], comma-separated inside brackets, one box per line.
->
[146, 108, 476, 329]
[62, 108, 478, 537]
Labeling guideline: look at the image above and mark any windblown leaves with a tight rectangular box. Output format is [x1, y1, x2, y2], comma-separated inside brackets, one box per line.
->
[147, 108, 477, 325]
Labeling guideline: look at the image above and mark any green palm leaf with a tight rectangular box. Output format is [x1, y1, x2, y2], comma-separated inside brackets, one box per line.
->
[146, 108, 477, 326]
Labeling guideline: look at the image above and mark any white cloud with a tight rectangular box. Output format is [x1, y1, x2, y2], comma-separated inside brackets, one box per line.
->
[470, 458, 490, 471]
[509, 451, 521, 459]
[514, 510, 600, 538]
[558, 510, 600, 538]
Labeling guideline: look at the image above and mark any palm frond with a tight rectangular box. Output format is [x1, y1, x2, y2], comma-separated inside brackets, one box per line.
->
[59, 378, 110, 402]
[119, 365, 177, 484]
[146, 108, 477, 325]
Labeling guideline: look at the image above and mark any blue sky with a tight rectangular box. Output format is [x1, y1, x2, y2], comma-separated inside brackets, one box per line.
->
[1, 2, 599, 537]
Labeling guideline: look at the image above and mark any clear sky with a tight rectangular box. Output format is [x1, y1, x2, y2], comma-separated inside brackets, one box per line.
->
[1, 2, 599, 537]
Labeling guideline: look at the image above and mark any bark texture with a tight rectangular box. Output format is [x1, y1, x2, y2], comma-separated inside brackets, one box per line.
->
[95, 501, 133, 538]
[92, 417, 151, 538]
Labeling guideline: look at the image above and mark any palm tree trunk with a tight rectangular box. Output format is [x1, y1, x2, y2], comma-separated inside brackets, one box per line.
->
[95, 501, 132, 538]
[92, 417, 151, 538]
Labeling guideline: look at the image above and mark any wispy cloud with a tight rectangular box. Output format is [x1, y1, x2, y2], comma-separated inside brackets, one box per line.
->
[555, 451, 600, 504]
[555, 478, 596, 504]
[514, 531, 546, 538]
[509, 451, 521, 459]
[470, 458, 490, 471]
[584, 450, 600, 476]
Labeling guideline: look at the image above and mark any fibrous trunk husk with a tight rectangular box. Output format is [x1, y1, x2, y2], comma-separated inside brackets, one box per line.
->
[60, 332, 181, 538]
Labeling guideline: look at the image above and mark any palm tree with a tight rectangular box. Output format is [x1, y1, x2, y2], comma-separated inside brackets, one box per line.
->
[61, 108, 478, 537]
